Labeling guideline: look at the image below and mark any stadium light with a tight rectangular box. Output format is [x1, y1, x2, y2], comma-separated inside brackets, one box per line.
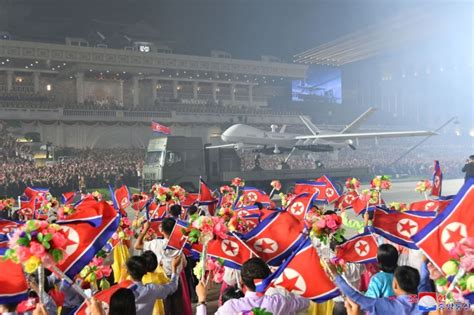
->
[470, 129, 474, 137]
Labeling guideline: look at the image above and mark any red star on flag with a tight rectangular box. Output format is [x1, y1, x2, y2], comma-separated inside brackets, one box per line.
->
[445, 225, 465, 245]
[356, 242, 368, 255]
[399, 220, 417, 235]
[279, 271, 303, 293]
[224, 241, 237, 255]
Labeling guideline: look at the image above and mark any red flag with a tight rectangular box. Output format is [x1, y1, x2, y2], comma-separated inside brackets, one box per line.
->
[23, 187, 49, 200]
[73, 280, 136, 315]
[0, 248, 29, 304]
[19, 197, 36, 220]
[56, 201, 120, 278]
[61, 192, 77, 205]
[335, 191, 359, 210]
[114, 185, 131, 210]
[431, 160, 442, 197]
[244, 211, 306, 266]
[372, 207, 436, 249]
[412, 179, 474, 271]
[336, 231, 378, 264]
[207, 234, 253, 269]
[151, 121, 171, 135]
[409, 199, 451, 212]
[0, 219, 21, 248]
[167, 220, 189, 250]
[198, 178, 217, 215]
[316, 175, 342, 204]
[182, 193, 199, 208]
[256, 238, 338, 302]
[235, 187, 272, 208]
[294, 181, 326, 196]
[284, 192, 318, 221]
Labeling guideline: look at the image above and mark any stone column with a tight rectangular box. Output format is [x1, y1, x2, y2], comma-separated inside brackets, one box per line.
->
[172, 80, 178, 99]
[212, 82, 218, 102]
[6, 70, 13, 92]
[132, 75, 140, 107]
[151, 78, 157, 103]
[33, 72, 40, 93]
[249, 85, 253, 105]
[193, 81, 199, 99]
[230, 83, 236, 105]
[75, 72, 84, 104]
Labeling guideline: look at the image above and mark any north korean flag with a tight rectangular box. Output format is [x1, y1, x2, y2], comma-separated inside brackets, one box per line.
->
[206, 234, 253, 269]
[131, 193, 151, 211]
[151, 120, 171, 135]
[284, 192, 318, 222]
[234, 205, 261, 218]
[0, 248, 29, 305]
[146, 201, 167, 221]
[198, 178, 218, 215]
[409, 199, 452, 213]
[372, 207, 436, 249]
[316, 175, 342, 204]
[294, 181, 326, 197]
[412, 179, 474, 272]
[351, 195, 384, 215]
[255, 237, 339, 302]
[431, 160, 443, 197]
[23, 187, 49, 200]
[61, 191, 77, 205]
[0, 219, 21, 248]
[335, 229, 378, 264]
[56, 200, 120, 278]
[166, 219, 190, 250]
[182, 193, 199, 209]
[73, 280, 138, 315]
[235, 187, 272, 208]
[19, 197, 36, 220]
[243, 210, 306, 266]
[335, 191, 359, 210]
[113, 185, 131, 211]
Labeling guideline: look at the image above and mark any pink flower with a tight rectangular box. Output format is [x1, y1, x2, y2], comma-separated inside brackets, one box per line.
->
[95, 270, 103, 279]
[102, 267, 112, 277]
[460, 254, 474, 272]
[17, 246, 32, 262]
[29, 241, 46, 258]
[51, 233, 67, 249]
[326, 218, 337, 230]
[213, 222, 229, 240]
[316, 219, 327, 229]
[213, 270, 224, 283]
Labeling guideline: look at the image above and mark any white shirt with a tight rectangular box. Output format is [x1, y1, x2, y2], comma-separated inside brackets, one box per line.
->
[143, 238, 183, 276]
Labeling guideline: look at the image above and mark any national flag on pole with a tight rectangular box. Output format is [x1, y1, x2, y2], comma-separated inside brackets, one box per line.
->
[73, 280, 137, 315]
[234, 187, 272, 208]
[0, 219, 21, 248]
[316, 175, 342, 204]
[412, 178, 474, 272]
[293, 181, 326, 196]
[198, 178, 218, 215]
[206, 234, 253, 269]
[335, 191, 359, 210]
[409, 199, 452, 213]
[56, 200, 120, 278]
[430, 160, 443, 197]
[166, 219, 190, 250]
[255, 237, 339, 302]
[0, 248, 29, 305]
[372, 207, 436, 249]
[61, 191, 77, 205]
[131, 193, 151, 211]
[284, 192, 318, 222]
[113, 185, 131, 211]
[243, 211, 306, 266]
[335, 229, 378, 264]
[23, 187, 49, 200]
[182, 193, 199, 209]
[151, 120, 171, 135]
[19, 197, 36, 220]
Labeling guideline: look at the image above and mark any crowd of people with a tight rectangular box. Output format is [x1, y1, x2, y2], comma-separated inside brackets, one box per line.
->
[239, 140, 467, 179]
[0, 125, 143, 197]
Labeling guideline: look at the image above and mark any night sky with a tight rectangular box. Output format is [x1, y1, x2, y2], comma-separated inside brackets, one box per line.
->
[2, 0, 465, 60]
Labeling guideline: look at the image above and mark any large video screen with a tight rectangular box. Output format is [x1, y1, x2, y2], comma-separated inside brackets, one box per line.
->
[292, 65, 342, 103]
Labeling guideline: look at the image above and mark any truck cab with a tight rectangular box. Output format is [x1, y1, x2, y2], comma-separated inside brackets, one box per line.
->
[142, 136, 205, 191]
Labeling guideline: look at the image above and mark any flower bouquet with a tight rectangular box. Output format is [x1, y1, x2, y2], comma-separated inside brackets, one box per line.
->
[370, 175, 392, 191]
[345, 177, 361, 192]
[169, 185, 186, 204]
[111, 217, 134, 243]
[0, 198, 15, 211]
[306, 209, 344, 245]
[415, 179, 432, 200]
[79, 257, 112, 292]
[231, 177, 245, 196]
[5, 220, 76, 302]
[279, 192, 296, 208]
[432, 237, 474, 304]
[359, 189, 381, 209]
[91, 191, 103, 201]
[184, 216, 228, 280]
[193, 257, 225, 284]
[219, 185, 237, 208]
[57, 205, 76, 221]
[269, 180, 282, 197]
[388, 202, 408, 212]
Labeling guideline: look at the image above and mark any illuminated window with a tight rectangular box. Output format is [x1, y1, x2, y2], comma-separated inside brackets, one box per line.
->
[46, 84, 52, 91]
